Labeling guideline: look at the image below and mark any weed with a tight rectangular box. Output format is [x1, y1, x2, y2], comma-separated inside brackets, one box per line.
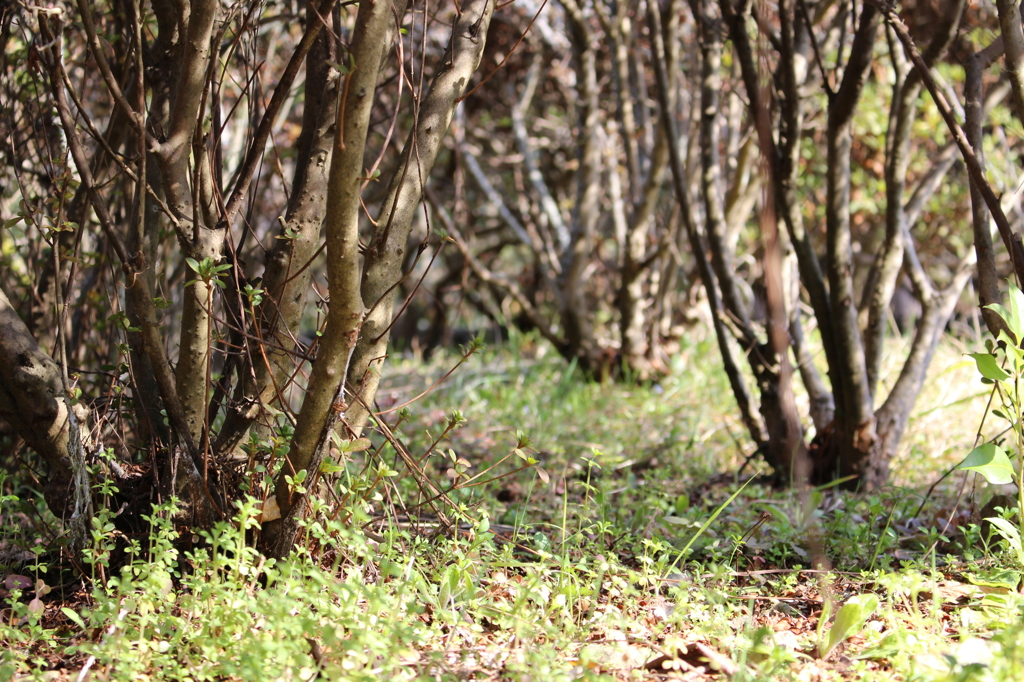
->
[2, 335, 1021, 680]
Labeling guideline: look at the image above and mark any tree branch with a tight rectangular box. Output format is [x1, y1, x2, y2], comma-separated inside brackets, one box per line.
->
[877, 1, 1024, 287]
[344, 0, 496, 432]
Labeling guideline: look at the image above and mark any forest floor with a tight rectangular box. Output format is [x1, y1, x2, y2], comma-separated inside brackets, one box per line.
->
[2, 331, 1021, 681]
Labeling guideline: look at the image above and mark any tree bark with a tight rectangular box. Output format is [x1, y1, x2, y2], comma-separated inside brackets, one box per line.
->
[558, 0, 602, 369]
[722, 0, 836, 427]
[880, 4, 1024, 286]
[965, 40, 1009, 337]
[866, 2, 963, 400]
[263, 0, 395, 555]
[215, 9, 342, 456]
[0, 286, 91, 548]
[864, 260, 974, 489]
[824, 6, 879, 477]
[344, 0, 496, 433]
[996, 0, 1024, 125]
[649, 0, 769, 452]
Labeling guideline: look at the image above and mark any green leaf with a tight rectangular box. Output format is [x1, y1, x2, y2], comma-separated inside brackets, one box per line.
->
[968, 353, 1010, 382]
[988, 303, 1014, 334]
[960, 444, 1015, 485]
[816, 597, 833, 650]
[985, 516, 1022, 545]
[966, 568, 1022, 590]
[3, 216, 24, 229]
[1009, 284, 1024, 343]
[987, 285, 1024, 344]
[185, 257, 200, 273]
[820, 594, 878, 659]
[319, 458, 344, 474]
[339, 438, 371, 453]
[983, 517, 1024, 562]
[61, 607, 86, 628]
[998, 329, 1024, 373]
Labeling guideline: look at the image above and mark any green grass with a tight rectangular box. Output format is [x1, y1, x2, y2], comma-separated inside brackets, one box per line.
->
[3, 332, 1024, 681]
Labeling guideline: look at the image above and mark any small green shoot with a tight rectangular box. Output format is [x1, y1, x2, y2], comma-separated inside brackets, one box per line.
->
[960, 282, 1024, 554]
[665, 471, 761, 576]
[817, 593, 879, 659]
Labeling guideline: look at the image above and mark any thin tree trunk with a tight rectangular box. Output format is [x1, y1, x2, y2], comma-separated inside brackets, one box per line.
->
[616, 1, 672, 375]
[866, 2, 963, 399]
[215, 10, 341, 456]
[882, 6, 1024, 286]
[722, 0, 835, 426]
[996, 0, 1024, 125]
[695, 0, 749, 329]
[344, 0, 496, 434]
[965, 40, 1009, 337]
[867, 258, 974, 488]
[40, 12, 218, 524]
[648, 0, 769, 451]
[559, 0, 602, 368]
[825, 7, 879, 474]
[144, 0, 220, 444]
[263, 0, 395, 555]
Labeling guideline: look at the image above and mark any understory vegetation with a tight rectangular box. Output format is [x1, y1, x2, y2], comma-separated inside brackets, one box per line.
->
[3, 334, 1020, 681]
[9, 0, 1024, 677]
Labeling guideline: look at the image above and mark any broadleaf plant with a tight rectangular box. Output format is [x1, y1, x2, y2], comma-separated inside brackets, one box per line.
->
[960, 444, 1015, 486]
[961, 283, 1024, 559]
[817, 594, 879, 659]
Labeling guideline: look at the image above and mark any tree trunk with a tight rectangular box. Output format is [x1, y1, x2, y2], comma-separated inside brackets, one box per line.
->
[262, 0, 395, 555]
[343, 0, 496, 433]
[0, 286, 91, 548]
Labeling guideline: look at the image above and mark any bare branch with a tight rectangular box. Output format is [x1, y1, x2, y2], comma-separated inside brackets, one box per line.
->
[74, 0, 145, 135]
[345, 0, 496, 432]
[649, 0, 768, 448]
[996, 0, 1024, 125]
[460, 139, 533, 249]
[512, 58, 569, 251]
[878, 1, 1024, 287]
[39, 17, 214, 517]
[222, 0, 342, 226]
[865, 0, 962, 399]
[266, 0, 396, 555]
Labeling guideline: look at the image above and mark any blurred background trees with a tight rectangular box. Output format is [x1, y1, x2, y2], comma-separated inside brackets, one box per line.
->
[1, 0, 1023, 553]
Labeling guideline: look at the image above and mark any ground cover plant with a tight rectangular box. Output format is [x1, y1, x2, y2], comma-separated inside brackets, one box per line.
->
[3, 333, 1021, 681]
[9, 0, 1024, 679]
